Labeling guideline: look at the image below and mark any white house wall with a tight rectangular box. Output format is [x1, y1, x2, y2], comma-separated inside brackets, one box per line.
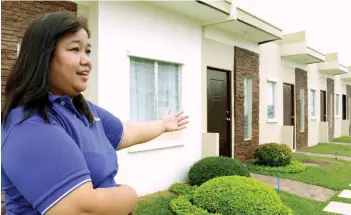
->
[259, 42, 283, 144]
[307, 63, 321, 146]
[95, 1, 202, 196]
[334, 76, 342, 138]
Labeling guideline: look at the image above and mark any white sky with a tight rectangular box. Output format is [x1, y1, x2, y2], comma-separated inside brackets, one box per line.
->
[236, 0, 351, 66]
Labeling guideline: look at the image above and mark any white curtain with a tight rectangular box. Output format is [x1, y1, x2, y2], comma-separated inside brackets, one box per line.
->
[130, 58, 180, 121]
[157, 62, 180, 118]
[130, 58, 156, 121]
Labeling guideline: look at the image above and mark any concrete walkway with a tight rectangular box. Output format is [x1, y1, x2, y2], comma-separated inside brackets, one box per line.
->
[295, 152, 351, 161]
[251, 173, 336, 201]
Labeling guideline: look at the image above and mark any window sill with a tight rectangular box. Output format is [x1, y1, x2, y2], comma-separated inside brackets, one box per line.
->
[310, 117, 317, 121]
[335, 116, 341, 119]
[267, 119, 277, 123]
[244, 138, 252, 142]
[127, 131, 184, 153]
[127, 141, 184, 153]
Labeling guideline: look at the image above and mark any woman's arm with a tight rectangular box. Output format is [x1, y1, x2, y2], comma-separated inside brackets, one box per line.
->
[118, 120, 165, 150]
[118, 109, 189, 150]
[94, 104, 189, 150]
[47, 183, 138, 215]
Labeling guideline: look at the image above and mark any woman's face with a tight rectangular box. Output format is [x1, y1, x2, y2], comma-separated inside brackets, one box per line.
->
[49, 28, 92, 99]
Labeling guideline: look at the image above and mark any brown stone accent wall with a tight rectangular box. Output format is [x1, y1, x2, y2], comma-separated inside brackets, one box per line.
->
[327, 78, 335, 141]
[295, 68, 308, 150]
[1, 2, 77, 213]
[1, 1, 77, 109]
[346, 85, 351, 135]
[233, 46, 259, 161]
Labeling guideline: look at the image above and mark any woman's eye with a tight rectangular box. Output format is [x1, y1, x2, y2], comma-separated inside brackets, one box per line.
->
[86, 49, 91, 55]
[71, 47, 79, 52]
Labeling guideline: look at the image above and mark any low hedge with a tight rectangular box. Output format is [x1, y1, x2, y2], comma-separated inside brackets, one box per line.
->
[169, 196, 220, 215]
[188, 156, 250, 186]
[254, 143, 293, 167]
[193, 176, 293, 215]
[169, 183, 197, 200]
[247, 161, 306, 175]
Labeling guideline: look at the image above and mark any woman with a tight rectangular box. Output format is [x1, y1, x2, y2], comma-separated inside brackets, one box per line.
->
[1, 11, 189, 215]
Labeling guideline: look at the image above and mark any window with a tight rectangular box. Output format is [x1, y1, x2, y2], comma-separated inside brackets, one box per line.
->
[267, 81, 276, 119]
[244, 77, 252, 140]
[311, 89, 316, 118]
[130, 57, 181, 121]
[300, 89, 304, 132]
[336, 94, 340, 116]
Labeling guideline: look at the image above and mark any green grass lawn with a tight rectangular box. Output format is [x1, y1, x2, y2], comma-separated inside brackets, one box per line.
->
[299, 143, 351, 157]
[136, 155, 351, 215]
[135, 190, 348, 215]
[249, 155, 351, 191]
[332, 136, 351, 143]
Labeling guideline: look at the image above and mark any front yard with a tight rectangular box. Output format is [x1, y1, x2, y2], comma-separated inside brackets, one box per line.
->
[299, 143, 351, 157]
[134, 142, 351, 215]
[331, 136, 351, 143]
[249, 154, 351, 190]
[136, 189, 349, 215]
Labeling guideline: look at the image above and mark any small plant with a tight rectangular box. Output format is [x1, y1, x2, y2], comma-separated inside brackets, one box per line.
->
[169, 196, 220, 215]
[193, 176, 293, 215]
[247, 161, 306, 175]
[188, 156, 250, 186]
[169, 183, 197, 200]
[254, 143, 293, 167]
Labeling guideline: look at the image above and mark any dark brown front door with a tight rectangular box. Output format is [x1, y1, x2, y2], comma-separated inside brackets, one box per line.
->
[207, 68, 231, 157]
[283, 83, 295, 126]
[283, 83, 295, 149]
[320, 90, 326, 121]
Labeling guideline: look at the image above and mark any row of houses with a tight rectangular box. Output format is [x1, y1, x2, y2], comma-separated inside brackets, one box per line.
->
[1, 0, 350, 196]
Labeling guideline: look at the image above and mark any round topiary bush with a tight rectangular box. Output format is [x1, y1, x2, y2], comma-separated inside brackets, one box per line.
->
[193, 176, 293, 215]
[188, 156, 250, 186]
[254, 143, 293, 167]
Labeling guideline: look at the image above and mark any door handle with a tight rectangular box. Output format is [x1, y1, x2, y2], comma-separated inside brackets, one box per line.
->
[292, 116, 294, 119]
[225, 118, 231, 121]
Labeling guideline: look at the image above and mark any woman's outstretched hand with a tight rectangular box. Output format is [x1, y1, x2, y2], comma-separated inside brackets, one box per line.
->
[160, 108, 189, 132]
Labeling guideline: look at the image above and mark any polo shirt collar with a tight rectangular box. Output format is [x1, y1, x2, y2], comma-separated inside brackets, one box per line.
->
[48, 93, 71, 104]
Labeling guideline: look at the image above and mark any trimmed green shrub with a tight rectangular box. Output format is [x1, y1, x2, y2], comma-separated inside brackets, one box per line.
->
[169, 183, 198, 200]
[169, 196, 220, 215]
[188, 156, 250, 186]
[193, 176, 293, 215]
[247, 161, 306, 175]
[254, 143, 293, 167]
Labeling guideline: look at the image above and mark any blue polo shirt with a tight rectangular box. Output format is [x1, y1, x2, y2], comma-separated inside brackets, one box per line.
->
[1, 95, 124, 215]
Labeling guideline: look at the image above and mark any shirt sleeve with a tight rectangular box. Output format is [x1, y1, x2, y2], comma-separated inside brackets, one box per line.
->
[1, 120, 92, 214]
[94, 104, 124, 149]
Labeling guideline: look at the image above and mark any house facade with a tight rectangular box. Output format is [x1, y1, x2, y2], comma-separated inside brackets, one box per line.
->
[259, 31, 350, 150]
[1, 0, 350, 197]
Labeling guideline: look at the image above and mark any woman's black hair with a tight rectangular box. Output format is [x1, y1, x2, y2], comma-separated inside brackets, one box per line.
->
[1, 11, 95, 125]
